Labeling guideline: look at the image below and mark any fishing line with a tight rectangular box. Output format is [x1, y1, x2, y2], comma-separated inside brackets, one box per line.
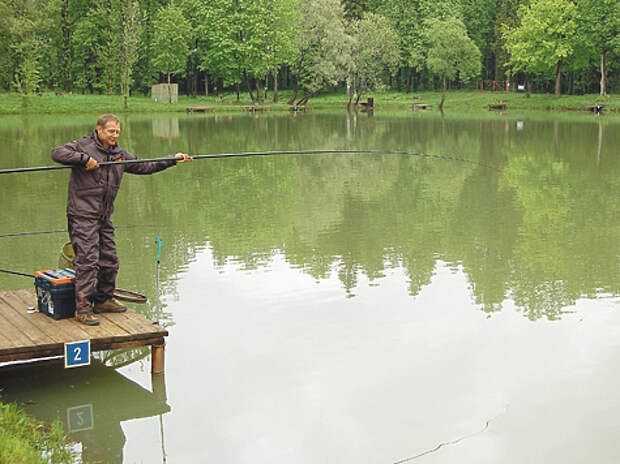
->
[0, 224, 161, 239]
[393, 405, 509, 463]
[0, 229, 67, 238]
[0, 150, 515, 187]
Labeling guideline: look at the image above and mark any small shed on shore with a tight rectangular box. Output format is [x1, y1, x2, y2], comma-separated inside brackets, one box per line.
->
[152, 83, 178, 103]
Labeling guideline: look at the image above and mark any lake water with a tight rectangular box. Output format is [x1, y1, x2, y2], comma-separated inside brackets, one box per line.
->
[0, 110, 619, 463]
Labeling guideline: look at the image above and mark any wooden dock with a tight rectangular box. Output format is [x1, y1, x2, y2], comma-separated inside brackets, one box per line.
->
[0, 289, 167, 373]
[244, 104, 270, 112]
[186, 105, 212, 113]
[488, 102, 507, 111]
[583, 104, 603, 113]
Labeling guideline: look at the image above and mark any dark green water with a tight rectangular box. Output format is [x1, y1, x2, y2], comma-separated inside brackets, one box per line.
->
[0, 111, 619, 463]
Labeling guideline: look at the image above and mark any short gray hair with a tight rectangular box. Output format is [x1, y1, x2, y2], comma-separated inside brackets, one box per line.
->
[97, 114, 120, 128]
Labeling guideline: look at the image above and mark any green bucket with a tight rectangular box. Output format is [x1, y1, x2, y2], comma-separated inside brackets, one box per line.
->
[59, 241, 75, 270]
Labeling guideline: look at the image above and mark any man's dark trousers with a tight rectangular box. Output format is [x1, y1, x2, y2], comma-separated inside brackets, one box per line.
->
[68, 215, 118, 314]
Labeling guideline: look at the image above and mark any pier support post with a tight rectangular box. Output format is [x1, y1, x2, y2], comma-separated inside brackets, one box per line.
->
[152, 372, 168, 403]
[151, 340, 165, 375]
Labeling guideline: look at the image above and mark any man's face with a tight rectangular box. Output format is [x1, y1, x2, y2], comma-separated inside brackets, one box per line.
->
[96, 121, 121, 148]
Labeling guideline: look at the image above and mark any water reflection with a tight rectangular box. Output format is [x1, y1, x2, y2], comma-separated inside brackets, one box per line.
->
[0, 112, 618, 322]
[1, 359, 170, 463]
[152, 118, 180, 139]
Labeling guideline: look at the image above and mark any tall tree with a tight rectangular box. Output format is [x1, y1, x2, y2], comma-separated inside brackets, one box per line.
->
[152, 1, 191, 102]
[39, 0, 73, 92]
[71, 1, 121, 94]
[492, 0, 520, 80]
[377, 0, 426, 93]
[194, 0, 258, 102]
[350, 12, 400, 105]
[133, 0, 166, 94]
[4, 0, 55, 105]
[289, 0, 351, 105]
[119, 1, 143, 108]
[504, 0, 579, 98]
[192, 0, 237, 97]
[461, 0, 498, 79]
[424, 16, 482, 110]
[263, 0, 300, 102]
[577, 0, 619, 96]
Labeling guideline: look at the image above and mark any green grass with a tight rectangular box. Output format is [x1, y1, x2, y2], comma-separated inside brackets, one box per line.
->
[0, 89, 617, 115]
[0, 400, 74, 464]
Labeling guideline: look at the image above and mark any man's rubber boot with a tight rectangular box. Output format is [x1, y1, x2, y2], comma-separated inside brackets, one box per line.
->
[75, 312, 100, 326]
[94, 298, 128, 314]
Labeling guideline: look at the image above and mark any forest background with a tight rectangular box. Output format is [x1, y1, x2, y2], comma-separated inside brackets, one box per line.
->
[1, 0, 618, 109]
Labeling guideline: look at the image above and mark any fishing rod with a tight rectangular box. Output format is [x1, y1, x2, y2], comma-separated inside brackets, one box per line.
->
[0, 268, 147, 303]
[0, 149, 515, 184]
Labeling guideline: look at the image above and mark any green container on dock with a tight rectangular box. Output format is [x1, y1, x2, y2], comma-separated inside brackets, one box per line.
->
[59, 241, 75, 270]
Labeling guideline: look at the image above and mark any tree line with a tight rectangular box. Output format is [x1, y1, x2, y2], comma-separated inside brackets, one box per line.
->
[1, 0, 618, 107]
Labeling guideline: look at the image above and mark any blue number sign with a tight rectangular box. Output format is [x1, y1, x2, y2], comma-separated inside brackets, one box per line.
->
[64, 340, 91, 368]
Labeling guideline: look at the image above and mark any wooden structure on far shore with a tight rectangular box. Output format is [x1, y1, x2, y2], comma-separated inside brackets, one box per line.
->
[488, 102, 507, 111]
[244, 105, 270, 112]
[0, 289, 167, 374]
[186, 105, 213, 113]
[151, 83, 178, 103]
[583, 104, 604, 113]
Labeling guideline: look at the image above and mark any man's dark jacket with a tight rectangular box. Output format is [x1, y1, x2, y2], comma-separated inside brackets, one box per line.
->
[51, 131, 176, 218]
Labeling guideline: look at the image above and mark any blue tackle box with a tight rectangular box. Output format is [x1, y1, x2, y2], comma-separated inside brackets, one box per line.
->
[34, 268, 76, 319]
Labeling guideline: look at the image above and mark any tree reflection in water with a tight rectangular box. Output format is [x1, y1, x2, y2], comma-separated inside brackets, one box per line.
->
[0, 113, 618, 321]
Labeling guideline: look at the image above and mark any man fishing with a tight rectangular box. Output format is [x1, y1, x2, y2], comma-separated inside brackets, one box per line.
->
[51, 114, 191, 326]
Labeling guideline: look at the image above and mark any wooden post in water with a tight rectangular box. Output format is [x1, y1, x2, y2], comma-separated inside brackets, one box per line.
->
[152, 341, 166, 374]
[152, 372, 167, 402]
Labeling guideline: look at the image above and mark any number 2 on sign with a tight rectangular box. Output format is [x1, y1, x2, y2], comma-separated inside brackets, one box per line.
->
[64, 340, 91, 368]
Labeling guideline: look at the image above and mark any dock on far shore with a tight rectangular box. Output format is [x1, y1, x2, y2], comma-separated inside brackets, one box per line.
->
[244, 104, 270, 112]
[0, 289, 167, 373]
[186, 105, 212, 113]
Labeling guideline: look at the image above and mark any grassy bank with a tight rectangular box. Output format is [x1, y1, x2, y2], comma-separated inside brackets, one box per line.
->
[0, 400, 73, 464]
[0, 89, 617, 115]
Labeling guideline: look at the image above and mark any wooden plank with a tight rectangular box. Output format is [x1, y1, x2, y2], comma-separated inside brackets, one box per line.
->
[92, 336, 165, 351]
[0, 336, 165, 363]
[13, 290, 136, 345]
[114, 310, 167, 336]
[12, 289, 37, 306]
[0, 308, 66, 356]
[0, 294, 56, 349]
[14, 289, 135, 342]
[13, 289, 143, 341]
[0, 312, 53, 356]
[9, 290, 91, 343]
[99, 312, 164, 340]
[16, 290, 137, 342]
[0, 326, 18, 349]
[72, 315, 131, 342]
[0, 310, 31, 349]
